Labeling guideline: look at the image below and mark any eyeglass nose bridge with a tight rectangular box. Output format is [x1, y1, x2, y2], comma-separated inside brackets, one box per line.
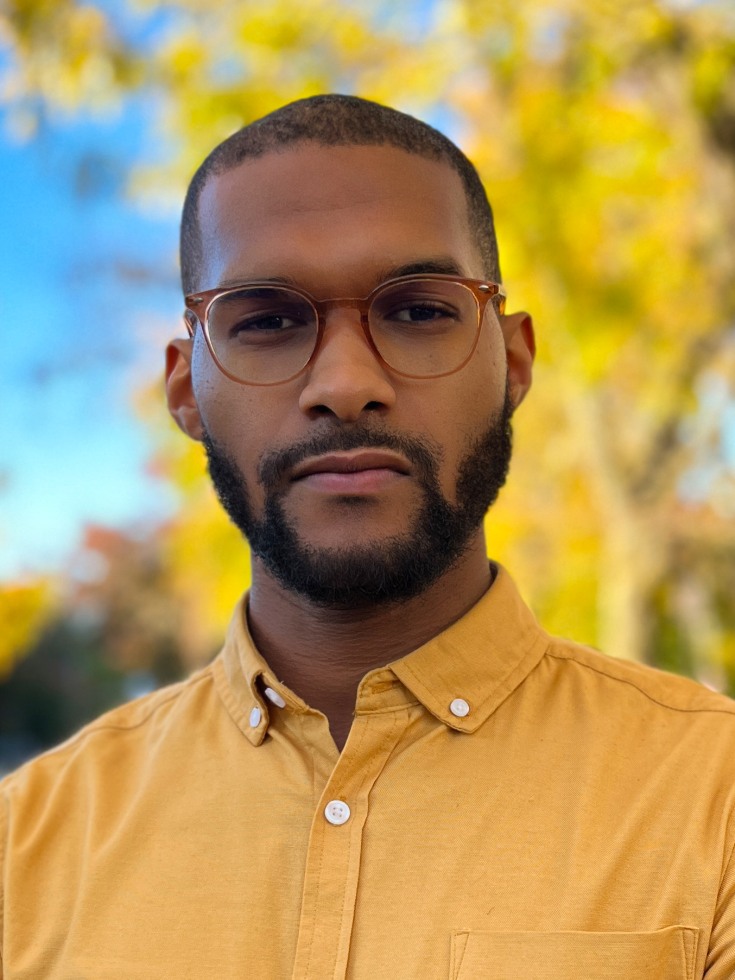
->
[314, 294, 372, 323]
[308, 295, 385, 364]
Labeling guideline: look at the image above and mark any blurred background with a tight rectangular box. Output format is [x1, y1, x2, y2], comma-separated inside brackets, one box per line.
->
[1, 0, 734, 773]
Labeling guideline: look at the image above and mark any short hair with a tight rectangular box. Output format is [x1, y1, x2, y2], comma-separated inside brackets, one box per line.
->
[180, 94, 500, 295]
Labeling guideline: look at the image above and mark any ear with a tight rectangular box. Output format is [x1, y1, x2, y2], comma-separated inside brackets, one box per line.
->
[500, 311, 535, 408]
[165, 338, 205, 441]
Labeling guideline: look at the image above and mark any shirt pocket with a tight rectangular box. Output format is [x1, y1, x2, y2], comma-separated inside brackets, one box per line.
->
[450, 926, 699, 980]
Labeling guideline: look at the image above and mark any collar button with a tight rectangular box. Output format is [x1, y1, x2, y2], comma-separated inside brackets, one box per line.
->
[449, 697, 470, 718]
[264, 686, 286, 708]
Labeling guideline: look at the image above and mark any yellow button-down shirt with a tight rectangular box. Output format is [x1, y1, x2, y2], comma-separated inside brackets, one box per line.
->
[2, 567, 735, 978]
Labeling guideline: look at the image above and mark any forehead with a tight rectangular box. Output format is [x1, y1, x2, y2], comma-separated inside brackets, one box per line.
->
[196, 143, 482, 292]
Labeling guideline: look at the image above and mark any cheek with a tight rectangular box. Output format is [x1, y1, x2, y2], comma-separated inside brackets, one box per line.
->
[432, 344, 507, 489]
[190, 341, 296, 489]
[190, 332, 222, 426]
[191, 336, 251, 436]
[476, 314, 508, 384]
[190, 340, 253, 460]
[469, 329, 508, 424]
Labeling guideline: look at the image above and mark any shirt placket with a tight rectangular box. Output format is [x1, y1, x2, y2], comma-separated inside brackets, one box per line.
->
[291, 707, 405, 980]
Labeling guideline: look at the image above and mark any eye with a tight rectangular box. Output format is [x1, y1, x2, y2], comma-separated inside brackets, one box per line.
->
[372, 280, 467, 328]
[388, 302, 455, 323]
[209, 286, 317, 345]
[229, 311, 305, 335]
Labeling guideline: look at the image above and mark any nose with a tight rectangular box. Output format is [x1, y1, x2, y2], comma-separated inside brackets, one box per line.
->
[298, 310, 397, 421]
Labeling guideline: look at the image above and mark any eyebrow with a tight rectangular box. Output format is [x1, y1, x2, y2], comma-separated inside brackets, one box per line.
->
[216, 257, 468, 292]
[379, 257, 466, 280]
[217, 274, 293, 288]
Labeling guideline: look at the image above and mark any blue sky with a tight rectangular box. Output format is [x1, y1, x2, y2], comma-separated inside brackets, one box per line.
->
[0, 100, 182, 578]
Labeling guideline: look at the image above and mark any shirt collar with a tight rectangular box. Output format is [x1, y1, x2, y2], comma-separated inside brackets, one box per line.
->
[213, 565, 550, 745]
[213, 607, 297, 747]
[389, 566, 549, 732]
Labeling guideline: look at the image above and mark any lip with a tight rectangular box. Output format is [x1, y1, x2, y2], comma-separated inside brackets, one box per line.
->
[290, 450, 411, 481]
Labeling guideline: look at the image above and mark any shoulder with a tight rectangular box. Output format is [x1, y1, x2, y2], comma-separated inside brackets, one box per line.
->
[0, 665, 217, 803]
[543, 635, 735, 719]
[537, 637, 735, 772]
[527, 637, 735, 819]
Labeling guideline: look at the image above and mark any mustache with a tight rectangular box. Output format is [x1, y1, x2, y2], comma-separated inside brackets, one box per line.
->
[258, 425, 443, 490]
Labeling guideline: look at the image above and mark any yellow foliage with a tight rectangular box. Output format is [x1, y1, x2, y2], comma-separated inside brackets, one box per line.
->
[2, 0, 733, 675]
[0, 580, 57, 678]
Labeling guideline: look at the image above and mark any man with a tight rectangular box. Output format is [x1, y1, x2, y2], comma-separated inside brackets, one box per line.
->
[1, 95, 734, 978]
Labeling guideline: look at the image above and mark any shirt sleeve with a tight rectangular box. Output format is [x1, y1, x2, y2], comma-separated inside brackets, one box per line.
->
[705, 826, 735, 978]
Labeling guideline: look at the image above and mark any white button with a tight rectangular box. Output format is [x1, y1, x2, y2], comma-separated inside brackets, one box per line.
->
[249, 706, 262, 728]
[264, 687, 286, 708]
[324, 800, 351, 826]
[449, 698, 470, 718]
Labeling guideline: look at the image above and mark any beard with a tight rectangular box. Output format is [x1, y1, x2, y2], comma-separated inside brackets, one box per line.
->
[203, 386, 514, 609]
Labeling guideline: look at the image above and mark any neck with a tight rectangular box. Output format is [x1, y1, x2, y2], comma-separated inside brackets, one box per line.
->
[246, 535, 493, 750]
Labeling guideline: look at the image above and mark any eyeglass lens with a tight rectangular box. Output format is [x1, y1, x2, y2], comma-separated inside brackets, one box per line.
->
[206, 279, 480, 384]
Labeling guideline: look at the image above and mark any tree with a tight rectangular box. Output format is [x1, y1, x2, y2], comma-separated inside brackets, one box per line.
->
[0, 580, 56, 677]
[2, 0, 733, 693]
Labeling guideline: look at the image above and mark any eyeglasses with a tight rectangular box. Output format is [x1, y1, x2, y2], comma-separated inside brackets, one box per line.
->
[183, 274, 506, 386]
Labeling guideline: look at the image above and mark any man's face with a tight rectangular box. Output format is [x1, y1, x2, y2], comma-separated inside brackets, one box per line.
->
[167, 143, 533, 606]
